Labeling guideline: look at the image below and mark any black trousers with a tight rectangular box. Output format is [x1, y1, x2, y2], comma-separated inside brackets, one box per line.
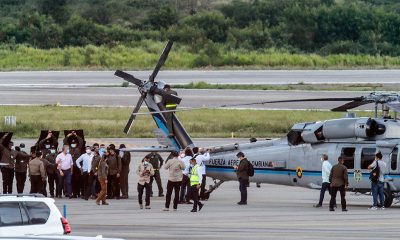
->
[180, 175, 190, 202]
[107, 174, 120, 198]
[190, 185, 202, 211]
[318, 182, 331, 205]
[150, 170, 163, 195]
[200, 174, 206, 199]
[87, 171, 96, 198]
[82, 172, 90, 199]
[239, 178, 248, 203]
[15, 171, 27, 194]
[120, 170, 129, 197]
[42, 178, 47, 197]
[1, 168, 14, 194]
[30, 175, 43, 194]
[48, 173, 58, 197]
[165, 181, 181, 209]
[72, 165, 82, 197]
[330, 185, 346, 210]
[137, 183, 151, 206]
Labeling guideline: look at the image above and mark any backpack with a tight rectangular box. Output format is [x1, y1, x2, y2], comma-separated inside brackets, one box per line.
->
[369, 160, 380, 183]
[247, 160, 254, 177]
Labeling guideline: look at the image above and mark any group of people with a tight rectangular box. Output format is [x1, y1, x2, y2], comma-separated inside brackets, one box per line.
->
[136, 147, 211, 212]
[0, 131, 132, 205]
[314, 152, 387, 211]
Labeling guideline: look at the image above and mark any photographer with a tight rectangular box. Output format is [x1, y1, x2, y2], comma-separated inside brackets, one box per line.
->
[136, 157, 155, 209]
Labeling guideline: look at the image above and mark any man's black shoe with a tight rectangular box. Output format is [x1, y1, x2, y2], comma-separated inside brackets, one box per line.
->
[342, 209, 348, 212]
[313, 204, 322, 208]
[329, 208, 335, 212]
[159, 194, 165, 197]
[237, 202, 247, 205]
[199, 203, 204, 211]
[190, 209, 197, 212]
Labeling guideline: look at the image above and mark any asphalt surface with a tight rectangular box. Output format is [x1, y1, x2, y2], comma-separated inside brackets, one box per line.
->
[0, 70, 399, 86]
[0, 87, 376, 110]
[4, 138, 400, 240]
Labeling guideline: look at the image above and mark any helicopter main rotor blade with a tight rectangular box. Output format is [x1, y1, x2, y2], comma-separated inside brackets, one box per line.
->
[331, 100, 375, 112]
[220, 97, 364, 108]
[124, 95, 146, 134]
[148, 40, 173, 83]
[115, 70, 144, 87]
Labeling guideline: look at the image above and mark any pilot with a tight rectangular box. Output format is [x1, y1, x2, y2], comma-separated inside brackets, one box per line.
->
[63, 131, 84, 198]
[162, 84, 178, 137]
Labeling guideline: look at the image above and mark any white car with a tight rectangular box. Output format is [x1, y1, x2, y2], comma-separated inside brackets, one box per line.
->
[0, 194, 70, 236]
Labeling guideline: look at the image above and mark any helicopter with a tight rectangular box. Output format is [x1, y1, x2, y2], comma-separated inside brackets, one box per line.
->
[115, 40, 400, 208]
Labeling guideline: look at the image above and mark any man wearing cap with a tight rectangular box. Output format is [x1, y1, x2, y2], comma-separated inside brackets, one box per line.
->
[0, 133, 30, 194]
[63, 131, 84, 198]
[234, 152, 250, 205]
[162, 84, 178, 137]
[189, 157, 204, 212]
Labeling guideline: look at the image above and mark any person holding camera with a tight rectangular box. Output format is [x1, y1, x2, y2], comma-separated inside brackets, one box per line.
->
[136, 157, 155, 209]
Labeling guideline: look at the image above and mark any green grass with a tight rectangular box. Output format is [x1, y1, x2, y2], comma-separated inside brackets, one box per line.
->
[2, 42, 400, 70]
[174, 82, 397, 91]
[0, 105, 373, 139]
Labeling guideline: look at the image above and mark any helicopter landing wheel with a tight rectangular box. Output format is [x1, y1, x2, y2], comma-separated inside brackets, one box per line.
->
[384, 189, 394, 208]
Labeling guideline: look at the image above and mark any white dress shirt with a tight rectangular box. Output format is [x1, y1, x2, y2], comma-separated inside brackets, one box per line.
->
[180, 156, 193, 175]
[195, 152, 210, 175]
[56, 152, 73, 170]
[76, 153, 93, 172]
[322, 160, 332, 183]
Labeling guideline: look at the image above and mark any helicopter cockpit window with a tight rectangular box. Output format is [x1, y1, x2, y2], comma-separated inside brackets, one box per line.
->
[361, 148, 376, 169]
[391, 148, 398, 171]
[341, 147, 355, 169]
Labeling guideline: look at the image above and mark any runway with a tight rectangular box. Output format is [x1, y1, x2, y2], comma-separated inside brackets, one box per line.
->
[0, 87, 376, 110]
[0, 70, 399, 86]
[4, 138, 400, 240]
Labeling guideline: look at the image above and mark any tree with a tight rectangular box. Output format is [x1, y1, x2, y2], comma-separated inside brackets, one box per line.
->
[38, 0, 70, 24]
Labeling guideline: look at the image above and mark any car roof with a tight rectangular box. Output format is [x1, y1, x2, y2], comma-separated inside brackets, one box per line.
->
[0, 194, 55, 203]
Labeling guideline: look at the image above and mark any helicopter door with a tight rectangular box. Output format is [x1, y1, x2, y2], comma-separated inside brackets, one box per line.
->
[358, 147, 377, 189]
[338, 146, 359, 188]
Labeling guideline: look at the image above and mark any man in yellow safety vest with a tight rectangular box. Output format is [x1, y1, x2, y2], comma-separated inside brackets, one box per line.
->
[189, 158, 204, 212]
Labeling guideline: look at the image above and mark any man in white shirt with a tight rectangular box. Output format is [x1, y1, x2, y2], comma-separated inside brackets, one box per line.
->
[193, 147, 210, 200]
[76, 146, 94, 200]
[314, 154, 332, 208]
[56, 145, 74, 198]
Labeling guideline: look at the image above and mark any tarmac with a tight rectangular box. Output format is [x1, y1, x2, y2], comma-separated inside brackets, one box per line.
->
[3, 138, 400, 239]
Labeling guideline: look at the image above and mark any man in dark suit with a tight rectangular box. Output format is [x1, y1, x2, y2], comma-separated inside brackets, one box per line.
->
[329, 156, 349, 212]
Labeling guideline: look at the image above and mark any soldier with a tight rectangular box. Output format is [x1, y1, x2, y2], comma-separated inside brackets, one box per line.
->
[162, 84, 178, 137]
[39, 154, 50, 197]
[14, 144, 31, 194]
[119, 144, 131, 199]
[29, 151, 46, 194]
[90, 147, 101, 199]
[38, 131, 58, 157]
[0, 133, 29, 194]
[45, 144, 59, 198]
[106, 147, 122, 199]
[147, 152, 164, 197]
[136, 156, 154, 209]
[63, 131, 84, 198]
[96, 155, 109, 206]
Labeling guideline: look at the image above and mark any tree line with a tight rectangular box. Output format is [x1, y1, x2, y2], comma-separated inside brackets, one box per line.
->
[1, 0, 400, 56]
